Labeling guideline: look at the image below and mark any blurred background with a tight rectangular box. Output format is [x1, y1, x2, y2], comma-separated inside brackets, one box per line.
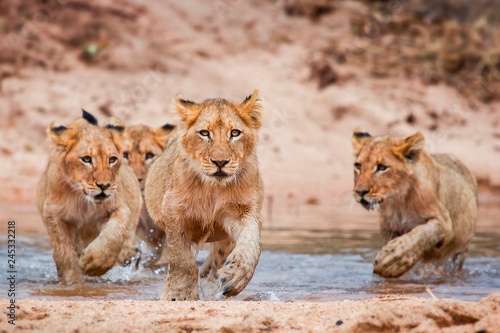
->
[0, 0, 499, 228]
[1, 0, 500, 303]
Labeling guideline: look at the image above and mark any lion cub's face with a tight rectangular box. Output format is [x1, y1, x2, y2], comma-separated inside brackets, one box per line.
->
[351, 129, 425, 210]
[175, 91, 263, 185]
[123, 124, 175, 186]
[49, 114, 125, 203]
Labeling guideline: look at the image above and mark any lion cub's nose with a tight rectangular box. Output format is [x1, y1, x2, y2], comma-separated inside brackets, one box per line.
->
[96, 182, 111, 190]
[356, 189, 369, 197]
[211, 159, 230, 168]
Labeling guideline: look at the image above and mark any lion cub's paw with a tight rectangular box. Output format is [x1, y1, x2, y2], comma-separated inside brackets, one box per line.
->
[373, 236, 423, 278]
[79, 241, 116, 276]
[62, 269, 84, 284]
[160, 286, 199, 301]
[218, 250, 256, 297]
[116, 246, 140, 267]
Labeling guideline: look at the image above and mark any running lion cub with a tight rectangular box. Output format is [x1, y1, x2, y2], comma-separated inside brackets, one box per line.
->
[351, 128, 477, 278]
[145, 91, 264, 300]
[37, 111, 142, 283]
[122, 123, 175, 265]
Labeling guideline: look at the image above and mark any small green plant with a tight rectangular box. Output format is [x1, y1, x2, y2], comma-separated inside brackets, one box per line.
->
[80, 40, 108, 62]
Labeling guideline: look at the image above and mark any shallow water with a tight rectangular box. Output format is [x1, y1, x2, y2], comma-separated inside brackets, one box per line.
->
[1, 204, 499, 302]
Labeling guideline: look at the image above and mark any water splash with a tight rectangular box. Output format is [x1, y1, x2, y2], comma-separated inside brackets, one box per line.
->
[1, 233, 499, 302]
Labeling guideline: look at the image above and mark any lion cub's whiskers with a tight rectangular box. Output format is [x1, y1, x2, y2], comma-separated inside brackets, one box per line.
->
[350, 198, 356, 210]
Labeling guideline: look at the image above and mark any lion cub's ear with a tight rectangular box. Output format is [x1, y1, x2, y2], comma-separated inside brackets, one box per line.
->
[174, 94, 200, 127]
[239, 90, 263, 129]
[49, 122, 78, 148]
[104, 117, 125, 151]
[82, 109, 98, 125]
[352, 127, 371, 155]
[393, 132, 425, 162]
[154, 123, 176, 149]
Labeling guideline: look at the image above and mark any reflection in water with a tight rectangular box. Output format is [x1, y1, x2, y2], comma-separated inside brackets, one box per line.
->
[1, 227, 499, 302]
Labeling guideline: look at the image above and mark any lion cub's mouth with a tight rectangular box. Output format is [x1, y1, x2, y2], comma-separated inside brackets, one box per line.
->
[83, 189, 110, 201]
[212, 170, 229, 179]
[94, 192, 109, 200]
[360, 198, 384, 210]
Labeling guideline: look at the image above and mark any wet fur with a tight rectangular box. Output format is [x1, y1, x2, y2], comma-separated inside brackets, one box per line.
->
[145, 91, 264, 300]
[37, 116, 142, 283]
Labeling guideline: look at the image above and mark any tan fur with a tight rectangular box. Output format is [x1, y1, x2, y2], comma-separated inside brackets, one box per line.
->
[122, 124, 175, 265]
[145, 91, 264, 300]
[352, 128, 477, 278]
[37, 114, 142, 283]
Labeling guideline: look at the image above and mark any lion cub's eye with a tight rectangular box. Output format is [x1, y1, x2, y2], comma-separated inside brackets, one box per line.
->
[145, 152, 155, 160]
[199, 130, 210, 138]
[81, 156, 92, 164]
[123, 152, 129, 159]
[354, 163, 361, 170]
[377, 164, 388, 172]
[231, 129, 242, 138]
[109, 156, 118, 164]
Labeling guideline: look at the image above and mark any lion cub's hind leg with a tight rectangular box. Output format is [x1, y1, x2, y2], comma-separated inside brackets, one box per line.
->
[116, 204, 142, 267]
[452, 250, 468, 270]
[199, 239, 235, 300]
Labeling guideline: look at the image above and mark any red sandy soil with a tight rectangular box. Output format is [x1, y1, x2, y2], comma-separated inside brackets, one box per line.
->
[1, 294, 500, 333]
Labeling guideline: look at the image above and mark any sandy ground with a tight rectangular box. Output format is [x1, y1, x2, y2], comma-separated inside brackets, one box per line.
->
[1, 294, 500, 333]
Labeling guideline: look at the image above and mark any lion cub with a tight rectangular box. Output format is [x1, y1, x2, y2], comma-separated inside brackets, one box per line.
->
[37, 111, 142, 283]
[145, 91, 264, 300]
[352, 128, 477, 278]
[122, 124, 175, 264]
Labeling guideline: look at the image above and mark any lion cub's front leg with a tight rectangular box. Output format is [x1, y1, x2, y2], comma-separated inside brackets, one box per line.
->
[160, 219, 199, 301]
[374, 219, 446, 278]
[43, 207, 83, 283]
[218, 214, 262, 297]
[79, 206, 130, 276]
